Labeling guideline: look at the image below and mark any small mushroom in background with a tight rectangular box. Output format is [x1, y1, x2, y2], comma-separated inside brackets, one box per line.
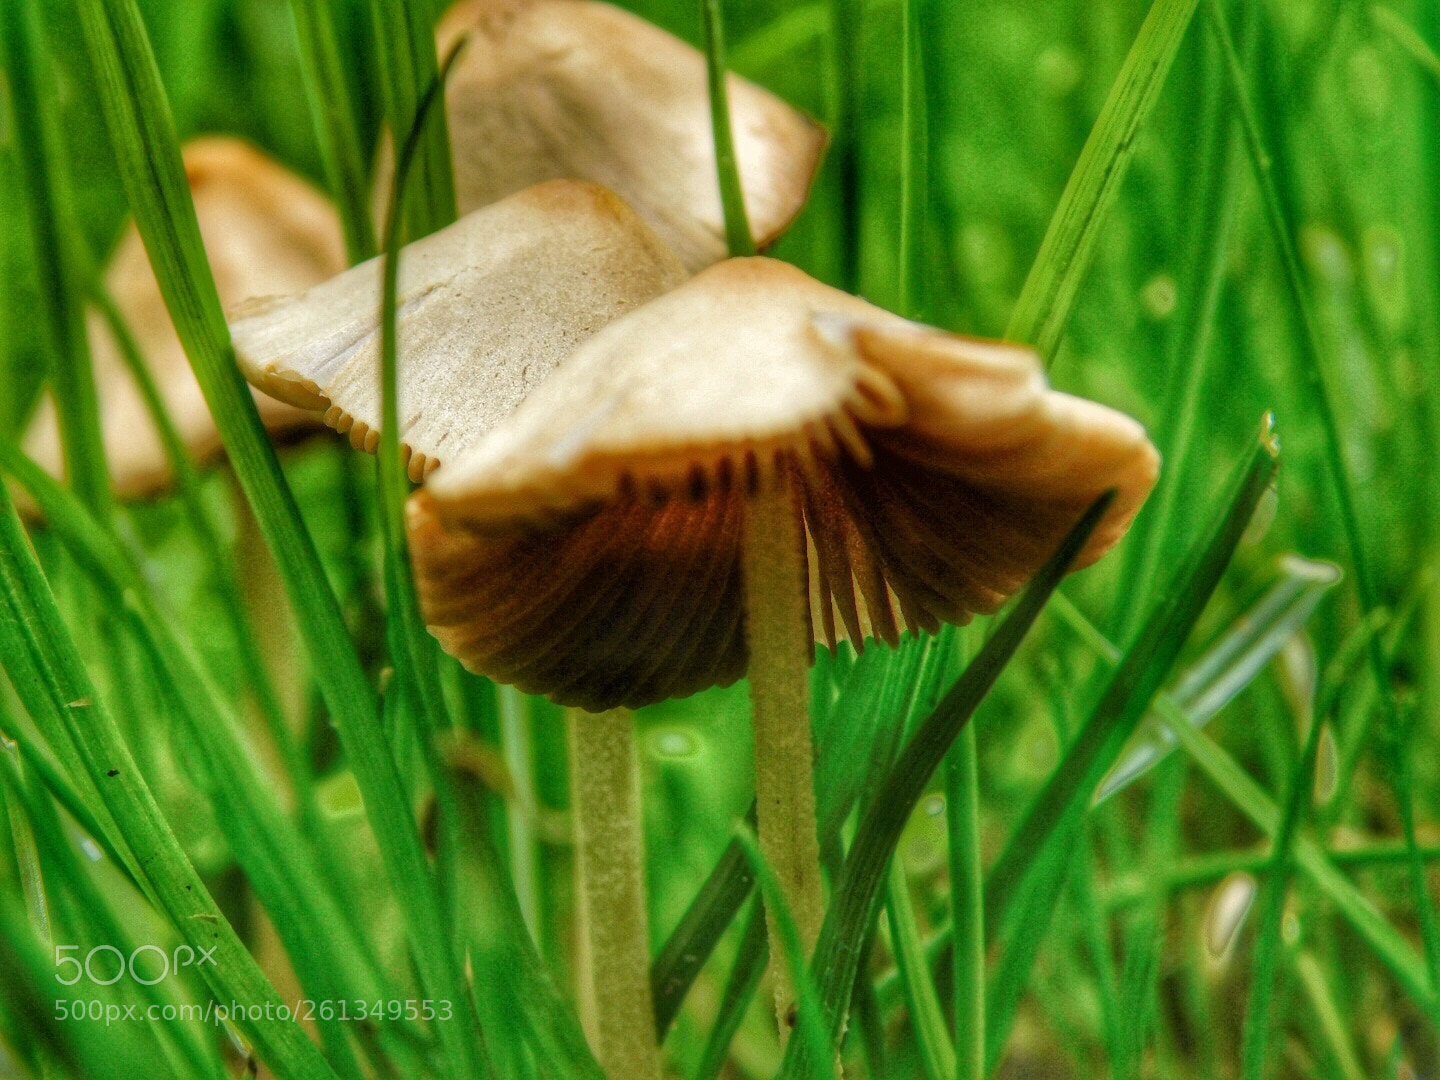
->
[23, 137, 346, 498]
[230, 179, 687, 482]
[407, 256, 1161, 1024]
[376, 0, 826, 273]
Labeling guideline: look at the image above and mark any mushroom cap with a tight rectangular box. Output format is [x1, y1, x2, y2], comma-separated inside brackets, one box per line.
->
[411, 0, 825, 272]
[23, 137, 346, 498]
[230, 180, 687, 481]
[408, 257, 1161, 710]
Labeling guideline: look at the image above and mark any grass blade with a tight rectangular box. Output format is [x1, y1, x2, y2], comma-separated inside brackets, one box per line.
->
[366, 0, 456, 240]
[1004, 0, 1202, 357]
[691, 903, 769, 1080]
[985, 420, 1279, 933]
[0, 741, 49, 941]
[945, 726, 986, 1080]
[1158, 699, 1437, 1014]
[1206, 0, 1410, 866]
[1239, 674, 1328, 1079]
[782, 490, 1114, 1078]
[827, 0, 862, 288]
[0, 744, 226, 1078]
[0, 442, 387, 996]
[90, 280, 312, 815]
[71, 3, 488, 1071]
[448, 762, 603, 1080]
[702, 0, 756, 256]
[1, 445, 379, 1075]
[1095, 555, 1341, 804]
[897, 0, 928, 319]
[733, 827, 834, 1077]
[290, 0, 377, 263]
[884, 860, 955, 1080]
[0, 0, 112, 514]
[652, 817, 757, 1036]
[0, 475, 335, 1077]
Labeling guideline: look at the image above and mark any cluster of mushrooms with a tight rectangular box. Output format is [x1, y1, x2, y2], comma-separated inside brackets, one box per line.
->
[26, 0, 1160, 1075]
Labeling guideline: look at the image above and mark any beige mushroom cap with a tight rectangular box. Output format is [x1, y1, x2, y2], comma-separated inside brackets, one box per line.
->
[231, 180, 687, 482]
[408, 257, 1161, 710]
[23, 137, 346, 498]
[419, 0, 825, 272]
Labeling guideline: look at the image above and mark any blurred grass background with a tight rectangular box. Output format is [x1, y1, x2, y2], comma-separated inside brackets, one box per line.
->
[2, 0, 1439, 1077]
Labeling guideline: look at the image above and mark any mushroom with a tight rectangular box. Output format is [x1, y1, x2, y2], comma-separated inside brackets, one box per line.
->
[406, 256, 1160, 1022]
[377, 0, 826, 273]
[22, 137, 347, 498]
[229, 179, 687, 482]
[229, 177, 687, 1079]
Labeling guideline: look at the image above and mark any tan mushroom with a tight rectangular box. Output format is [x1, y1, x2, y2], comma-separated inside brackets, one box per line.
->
[379, 0, 825, 272]
[410, 257, 1159, 696]
[230, 179, 687, 483]
[23, 137, 346, 498]
[407, 255, 1160, 1018]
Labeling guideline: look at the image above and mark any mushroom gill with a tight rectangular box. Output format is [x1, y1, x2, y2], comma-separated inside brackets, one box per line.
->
[408, 257, 1160, 712]
[22, 137, 346, 498]
[230, 180, 687, 482]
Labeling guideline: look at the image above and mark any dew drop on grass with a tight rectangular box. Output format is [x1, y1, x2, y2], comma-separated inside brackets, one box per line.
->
[1205, 872, 1257, 959]
[1300, 225, 1353, 285]
[1362, 225, 1407, 328]
[649, 727, 700, 760]
[1240, 482, 1278, 547]
[1364, 226, 1402, 285]
[1141, 273, 1177, 320]
[1345, 46, 1392, 119]
[901, 796, 948, 876]
[958, 221, 1015, 288]
[1036, 45, 1083, 97]
[1277, 634, 1316, 722]
[1313, 723, 1338, 808]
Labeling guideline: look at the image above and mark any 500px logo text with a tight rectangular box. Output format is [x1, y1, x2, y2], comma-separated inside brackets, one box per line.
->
[53, 944, 216, 986]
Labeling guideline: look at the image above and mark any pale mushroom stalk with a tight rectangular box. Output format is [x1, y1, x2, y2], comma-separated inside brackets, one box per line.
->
[742, 479, 826, 1028]
[701, 0, 824, 1022]
[566, 707, 663, 1080]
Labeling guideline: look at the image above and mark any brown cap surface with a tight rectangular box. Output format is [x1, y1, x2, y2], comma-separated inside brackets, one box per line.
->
[409, 257, 1161, 710]
[403, 0, 825, 272]
[23, 138, 345, 498]
[231, 180, 687, 482]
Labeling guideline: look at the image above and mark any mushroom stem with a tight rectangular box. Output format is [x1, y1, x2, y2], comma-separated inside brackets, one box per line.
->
[566, 706, 662, 1080]
[742, 475, 824, 1035]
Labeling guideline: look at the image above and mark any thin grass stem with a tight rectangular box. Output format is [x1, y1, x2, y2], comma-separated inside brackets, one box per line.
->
[290, 0, 376, 263]
[701, 0, 756, 256]
[0, 481, 335, 1078]
[1004, 0, 1201, 358]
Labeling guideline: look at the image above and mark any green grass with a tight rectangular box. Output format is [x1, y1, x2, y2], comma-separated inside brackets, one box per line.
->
[2, 0, 1439, 1077]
